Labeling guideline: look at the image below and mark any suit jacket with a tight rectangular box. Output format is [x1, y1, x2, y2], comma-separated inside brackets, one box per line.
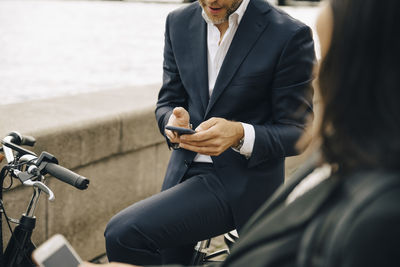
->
[158, 158, 400, 267]
[205, 164, 400, 267]
[155, 0, 315, 229]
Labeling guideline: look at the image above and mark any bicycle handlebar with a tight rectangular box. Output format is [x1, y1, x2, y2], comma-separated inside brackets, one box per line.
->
[1, 132, 90, 190]
[43, 162, 89, 190]
[8, 131, 36, 147]
[1, 131, 36, 163]
[20, 135, 36, 147]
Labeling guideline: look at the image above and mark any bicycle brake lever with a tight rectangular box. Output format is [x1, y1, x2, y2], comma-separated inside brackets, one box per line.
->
[13, 170, 55, 201]
[23, 180, 55, 201]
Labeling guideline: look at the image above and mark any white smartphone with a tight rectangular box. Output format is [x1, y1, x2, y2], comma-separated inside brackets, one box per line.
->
[32, 234, 82, 267]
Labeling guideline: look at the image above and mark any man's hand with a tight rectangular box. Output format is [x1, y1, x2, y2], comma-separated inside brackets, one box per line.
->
[165, 107, 191, 144]
[179, 117, 244, 156]
[79, 262, 140, 267]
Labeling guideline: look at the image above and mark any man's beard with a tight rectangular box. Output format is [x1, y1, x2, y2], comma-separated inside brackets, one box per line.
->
[201, 0, 242, 25]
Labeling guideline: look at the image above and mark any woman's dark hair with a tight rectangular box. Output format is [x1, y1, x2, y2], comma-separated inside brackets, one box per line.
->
[318, 0, 400, 171]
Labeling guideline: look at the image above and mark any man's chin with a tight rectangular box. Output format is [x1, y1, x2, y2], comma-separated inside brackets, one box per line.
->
[205, 13, 227, 25]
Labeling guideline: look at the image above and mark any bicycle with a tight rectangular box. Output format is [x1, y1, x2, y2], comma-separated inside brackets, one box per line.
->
[190, 230, 239, 265]
[0, 131, 90, 267]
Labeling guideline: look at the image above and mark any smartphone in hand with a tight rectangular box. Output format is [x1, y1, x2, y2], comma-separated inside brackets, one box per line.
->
[165, 126, 196, 135]
[32, 234, 82, 267]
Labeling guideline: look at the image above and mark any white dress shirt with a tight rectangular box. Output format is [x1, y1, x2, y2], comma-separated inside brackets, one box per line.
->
[194, 0, 255, 163]
[285, 164, 332, 205]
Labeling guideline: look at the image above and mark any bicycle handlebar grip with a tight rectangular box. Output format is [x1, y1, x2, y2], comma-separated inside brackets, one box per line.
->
[21, 135, 36, 146]
[8, 131, 36, 146]
[44, 163, 89, 190]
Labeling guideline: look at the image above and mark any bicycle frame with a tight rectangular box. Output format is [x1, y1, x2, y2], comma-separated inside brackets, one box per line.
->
[3, 214, 37, 267]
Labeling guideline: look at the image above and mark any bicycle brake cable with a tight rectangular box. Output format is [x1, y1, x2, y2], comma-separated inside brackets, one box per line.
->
[1, 166, 14, 191]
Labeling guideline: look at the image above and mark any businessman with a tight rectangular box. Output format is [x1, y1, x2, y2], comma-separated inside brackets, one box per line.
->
[104, 0, 315, 265]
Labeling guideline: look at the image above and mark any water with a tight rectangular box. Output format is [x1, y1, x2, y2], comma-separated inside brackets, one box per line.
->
[0, 0, 181, 104]
[0, 0, 319, 105]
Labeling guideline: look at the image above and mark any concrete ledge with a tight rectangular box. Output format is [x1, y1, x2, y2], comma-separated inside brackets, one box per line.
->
[0, 84, 171, 259]
[0, 84, 165, 169]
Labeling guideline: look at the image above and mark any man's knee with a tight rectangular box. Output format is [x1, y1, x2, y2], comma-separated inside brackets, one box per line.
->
[104, 212, 158, 254]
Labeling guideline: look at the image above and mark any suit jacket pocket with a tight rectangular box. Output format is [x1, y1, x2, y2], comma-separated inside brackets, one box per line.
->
[230, 71, 270, 86]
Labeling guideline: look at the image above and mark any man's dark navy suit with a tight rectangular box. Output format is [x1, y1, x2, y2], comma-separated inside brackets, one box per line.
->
[156, 0, 315, 228]
[105, 0, 315, 265]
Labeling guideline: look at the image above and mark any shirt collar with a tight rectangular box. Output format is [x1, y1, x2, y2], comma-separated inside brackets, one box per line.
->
[201, 0, 250, 26]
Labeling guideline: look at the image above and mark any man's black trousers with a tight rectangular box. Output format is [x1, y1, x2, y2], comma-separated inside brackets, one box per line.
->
[105, 163, 235, 265]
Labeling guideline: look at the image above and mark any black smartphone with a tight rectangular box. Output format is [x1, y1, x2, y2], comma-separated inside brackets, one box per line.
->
[165, 126, 196, 135]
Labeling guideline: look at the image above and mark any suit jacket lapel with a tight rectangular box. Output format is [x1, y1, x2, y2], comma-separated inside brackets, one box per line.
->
[205, 0, 271, 117]
[237, 151, 338, 246]
[257, 176, 339, 237]
[188, 11, 209, 114]
[242, 151, 322, 233]
[231, 176, 340, 258]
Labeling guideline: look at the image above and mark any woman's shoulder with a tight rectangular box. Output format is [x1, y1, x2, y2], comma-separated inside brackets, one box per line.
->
[337, 186, 400, 266]
[316, 170, 400, 267]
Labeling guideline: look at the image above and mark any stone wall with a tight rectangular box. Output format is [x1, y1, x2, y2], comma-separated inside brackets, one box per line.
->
[0, 84, 171, 260]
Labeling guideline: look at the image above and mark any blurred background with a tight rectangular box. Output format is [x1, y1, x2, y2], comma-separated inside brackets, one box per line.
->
[0, 0, 321, 105]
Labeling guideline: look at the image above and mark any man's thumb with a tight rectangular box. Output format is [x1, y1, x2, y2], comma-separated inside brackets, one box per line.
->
[173, 107, 185, 118]
[196, 118, 217, 132]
